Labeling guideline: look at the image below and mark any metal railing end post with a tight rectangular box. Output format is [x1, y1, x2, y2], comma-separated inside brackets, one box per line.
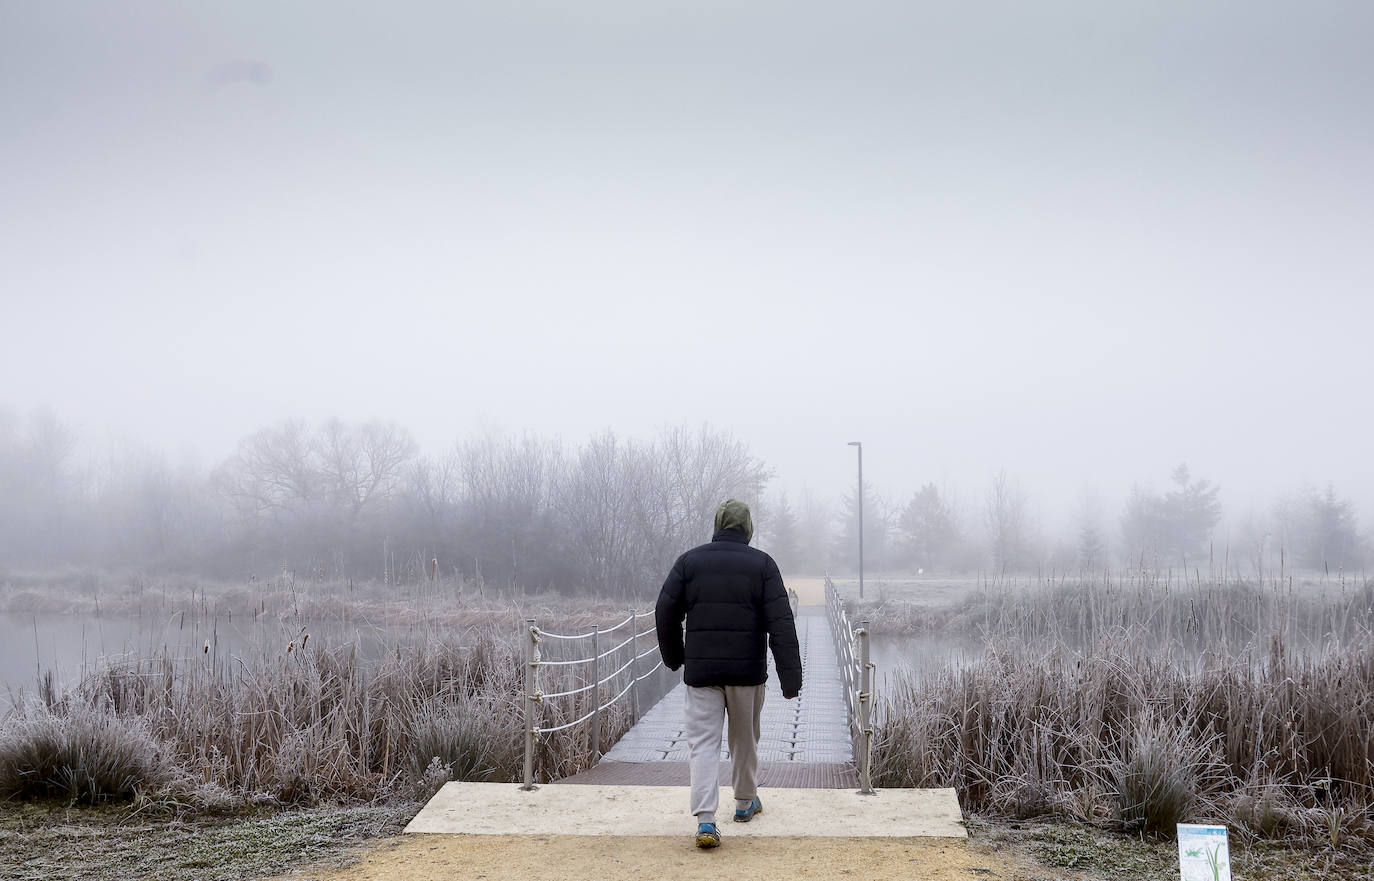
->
[857, 619, 875, 795]
[590, 624, 601, 761]
[521, 617, 539, 790]
[629, 605, 640, 724]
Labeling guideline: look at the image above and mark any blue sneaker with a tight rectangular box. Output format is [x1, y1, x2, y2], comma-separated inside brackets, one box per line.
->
[734, 796, 763, 823]
[695, 822, 721, 848]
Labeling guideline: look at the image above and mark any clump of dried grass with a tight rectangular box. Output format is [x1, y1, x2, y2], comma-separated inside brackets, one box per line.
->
[0, 699, 180, 803]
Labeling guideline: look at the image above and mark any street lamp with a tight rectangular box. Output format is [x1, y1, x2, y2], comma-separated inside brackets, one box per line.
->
[848, 441, 863, 599]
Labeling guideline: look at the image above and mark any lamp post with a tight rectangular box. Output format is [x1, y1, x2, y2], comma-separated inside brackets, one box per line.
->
[848, 441, 863, 599]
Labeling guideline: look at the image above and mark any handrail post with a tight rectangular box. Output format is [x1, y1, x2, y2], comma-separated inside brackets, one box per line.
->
[629, 606, 640, 724]
[857, 619, 874, 795]
[521, 618, 539, 790]
[590, 624, 601, 760]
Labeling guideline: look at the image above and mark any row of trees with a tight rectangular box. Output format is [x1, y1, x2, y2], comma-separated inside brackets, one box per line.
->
[0, 409, 770, 596]
[767, 466, 1367, 579]
[1, 406, 1368, 585]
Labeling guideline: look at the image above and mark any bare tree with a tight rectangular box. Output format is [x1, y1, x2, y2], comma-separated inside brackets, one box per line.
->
[984, 469, 1033, 573]
[318, 419, 418, 529]
[213, 419, 417, 575]
[637, 425, 772, 572]
[795, 488, 833, 573]
[450, 432, 565, 590]
[556, 430, 645, 597]
[0, 406, 78, 563]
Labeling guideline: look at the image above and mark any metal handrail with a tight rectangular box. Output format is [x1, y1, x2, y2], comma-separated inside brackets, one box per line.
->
[521, 611, 666, 790]
[825, 575, 875, 795]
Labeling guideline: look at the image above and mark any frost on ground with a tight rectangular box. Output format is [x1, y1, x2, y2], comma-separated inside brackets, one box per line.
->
[0, 802, 414, 881]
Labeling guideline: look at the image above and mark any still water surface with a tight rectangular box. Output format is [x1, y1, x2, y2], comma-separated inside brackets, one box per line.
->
[0, 611, 459, 704]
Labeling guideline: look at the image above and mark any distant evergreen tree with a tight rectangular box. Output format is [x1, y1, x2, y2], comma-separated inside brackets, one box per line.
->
[1299, 483, 1365, 572]
[760, 490, 800, 572]
[1077, 523, 1105, 571]
[832, 480, 890, 573]
[984, 469, 1034, 573]
[1119, 464, 1221, 568]
[898, 483, 958, 571]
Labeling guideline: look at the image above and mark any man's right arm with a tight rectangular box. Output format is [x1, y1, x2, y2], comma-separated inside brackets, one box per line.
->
[655, 557, 687, 671]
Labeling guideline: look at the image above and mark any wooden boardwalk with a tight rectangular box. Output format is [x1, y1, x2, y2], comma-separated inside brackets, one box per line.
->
[558, 606, 858, 788]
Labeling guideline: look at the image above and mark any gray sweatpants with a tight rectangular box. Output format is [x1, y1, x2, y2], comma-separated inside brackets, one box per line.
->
[685, 684, 766, 824]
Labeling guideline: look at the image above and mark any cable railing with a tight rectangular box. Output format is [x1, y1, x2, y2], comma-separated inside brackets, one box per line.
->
[826, 575, 875, 794]
[520, 609, 665, 790]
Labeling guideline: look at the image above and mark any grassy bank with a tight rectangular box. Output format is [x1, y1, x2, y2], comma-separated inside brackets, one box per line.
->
[0, 569, 647, 631]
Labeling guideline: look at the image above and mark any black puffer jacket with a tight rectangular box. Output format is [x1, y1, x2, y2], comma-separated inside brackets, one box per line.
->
[655, 529, 803, 697]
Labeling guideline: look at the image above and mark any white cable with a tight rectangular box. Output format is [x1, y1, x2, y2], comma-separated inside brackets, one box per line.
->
[597, 634, 636, 660]
[535, 706, 599, 734]
[598, 656, 635, 686]
[538, 627, 598, 641]
[539, 680, 597, 700]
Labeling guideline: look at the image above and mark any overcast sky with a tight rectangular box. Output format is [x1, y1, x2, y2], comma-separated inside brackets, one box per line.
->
[2, 1, 1372, 528]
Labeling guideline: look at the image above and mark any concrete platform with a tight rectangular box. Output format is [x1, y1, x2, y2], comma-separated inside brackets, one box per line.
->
[404, 782, 965, 838]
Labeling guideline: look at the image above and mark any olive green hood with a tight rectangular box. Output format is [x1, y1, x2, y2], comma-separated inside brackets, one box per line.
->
[713, 498, 754, 542]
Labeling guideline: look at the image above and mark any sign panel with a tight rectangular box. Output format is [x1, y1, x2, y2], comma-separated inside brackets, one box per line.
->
[1177, 824, 1231, 881]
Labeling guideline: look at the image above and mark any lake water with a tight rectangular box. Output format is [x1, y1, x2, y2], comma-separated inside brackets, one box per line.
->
[0, 608, 670, 710]
[0, 614, 978, 700]
[0, 611, 464, 705]
[867, 632, 983, 683]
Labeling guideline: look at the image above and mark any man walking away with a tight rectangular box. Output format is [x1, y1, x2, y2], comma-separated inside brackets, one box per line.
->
[655, 498, 803, 849]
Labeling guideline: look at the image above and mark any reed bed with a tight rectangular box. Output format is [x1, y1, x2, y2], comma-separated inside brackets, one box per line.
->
[0, 570, 646, 634]
[854, 573, 1374, 652]
[870, 574, 1374, 847]
[0, 617, 642, 807]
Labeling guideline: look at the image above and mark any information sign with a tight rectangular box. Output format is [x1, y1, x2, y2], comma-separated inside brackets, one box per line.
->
[1177, 824, 1231, 881]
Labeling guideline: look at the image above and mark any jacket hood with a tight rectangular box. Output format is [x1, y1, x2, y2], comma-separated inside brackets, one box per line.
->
[713, 498, 754, 542]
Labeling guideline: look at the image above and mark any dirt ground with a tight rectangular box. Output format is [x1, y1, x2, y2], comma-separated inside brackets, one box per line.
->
[268, 834, 1029, 881]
